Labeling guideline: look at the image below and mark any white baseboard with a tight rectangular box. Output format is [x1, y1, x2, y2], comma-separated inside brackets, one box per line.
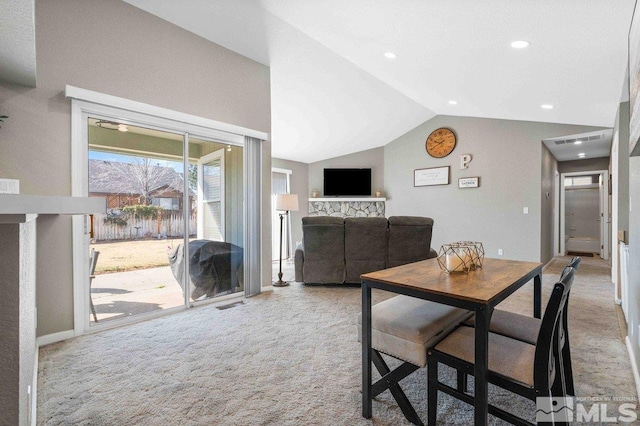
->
[260, 285, 275, 293]
[626, 336, 640, 401]
[37, 329, 75, 347]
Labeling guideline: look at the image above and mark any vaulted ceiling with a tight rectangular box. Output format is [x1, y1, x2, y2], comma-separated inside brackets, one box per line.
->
[2, 1, 635, 163]
[123, 0, 635, 163]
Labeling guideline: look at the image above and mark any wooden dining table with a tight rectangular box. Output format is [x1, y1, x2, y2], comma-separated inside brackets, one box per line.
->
[361, 257, 543, 425]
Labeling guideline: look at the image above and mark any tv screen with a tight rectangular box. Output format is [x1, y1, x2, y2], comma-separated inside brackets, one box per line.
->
[324, 168, 371, 196]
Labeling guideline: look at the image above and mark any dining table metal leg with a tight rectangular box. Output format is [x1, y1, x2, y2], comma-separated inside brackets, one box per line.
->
[362, 281, 372, 418]
[474, 306, 490, 426]
[534, 273, 542, 319]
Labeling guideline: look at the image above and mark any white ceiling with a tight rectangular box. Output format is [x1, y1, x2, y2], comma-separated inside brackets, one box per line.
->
[122, 0, 635, 164]
[1, 1, 634, 163]
[542, 129, 613, 162]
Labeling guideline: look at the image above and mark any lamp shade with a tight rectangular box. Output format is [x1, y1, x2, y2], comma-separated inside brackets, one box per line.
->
[276, 193, 299, 212]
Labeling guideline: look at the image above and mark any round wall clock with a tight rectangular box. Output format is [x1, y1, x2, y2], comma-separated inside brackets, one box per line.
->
[426, 128, 456, 158]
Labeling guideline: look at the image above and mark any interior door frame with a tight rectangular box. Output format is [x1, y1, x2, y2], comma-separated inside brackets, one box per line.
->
[553, 170, 560, 256]
[559, 169, 609, 259]
[67, 86, 264, 338]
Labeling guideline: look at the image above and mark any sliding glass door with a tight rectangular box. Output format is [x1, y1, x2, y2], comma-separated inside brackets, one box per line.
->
[84, 117, 244, 328]
[88, 119, 187, 324]
[190, 137, 244, 304]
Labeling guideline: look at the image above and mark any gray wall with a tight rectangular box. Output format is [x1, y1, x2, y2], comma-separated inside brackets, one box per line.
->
[0, 220, 36, 425]
[0, 0, 271, 336]
[625, 89, 640, 383]
[308, 147, 384, 197]
[540, 144, 558, 263]
[617, 102, 630, 243]
[629, 155, 640, 389]
[272, 158, 309, 252]
[384, 115, 604, 262]
[557, 157, 610, 174]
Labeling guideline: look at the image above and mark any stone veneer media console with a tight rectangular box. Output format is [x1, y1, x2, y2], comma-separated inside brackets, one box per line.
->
[308, 197, 385, 218]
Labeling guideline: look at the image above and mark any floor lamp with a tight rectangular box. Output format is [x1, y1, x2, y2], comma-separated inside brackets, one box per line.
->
[274, 193, 299, 287]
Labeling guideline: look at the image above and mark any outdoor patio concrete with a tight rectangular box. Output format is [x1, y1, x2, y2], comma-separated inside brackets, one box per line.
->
[90, 260, 296, 323]
[91, 266, 183, 322]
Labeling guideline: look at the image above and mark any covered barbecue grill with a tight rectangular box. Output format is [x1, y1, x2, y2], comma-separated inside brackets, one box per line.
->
[168, 239, 244, 300]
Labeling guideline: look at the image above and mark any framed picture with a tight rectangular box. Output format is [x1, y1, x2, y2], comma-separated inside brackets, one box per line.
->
[458, 177, 479, 188]
[414, 166, 449, 187]
[630, 3, 640, 155]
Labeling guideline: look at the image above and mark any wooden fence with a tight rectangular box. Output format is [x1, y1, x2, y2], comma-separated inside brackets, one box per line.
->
[93, 211, 196, 241]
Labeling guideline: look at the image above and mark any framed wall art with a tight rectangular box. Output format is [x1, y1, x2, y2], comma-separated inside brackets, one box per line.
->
[458, 177, 479, 188]
[414, 166, 449, 187]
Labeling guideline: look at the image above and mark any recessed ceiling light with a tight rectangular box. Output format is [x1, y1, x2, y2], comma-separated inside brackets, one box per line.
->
[574, 140, 583, 145]
[448, 100, 458, 105]
[511, 40, 530, 49]
[578, 153, 586, 158]
[384, 52, 397, 59]
[541, 104, 554, 110]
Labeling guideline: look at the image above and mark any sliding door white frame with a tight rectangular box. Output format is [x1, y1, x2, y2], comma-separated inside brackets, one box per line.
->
[67, 86, 267, 336]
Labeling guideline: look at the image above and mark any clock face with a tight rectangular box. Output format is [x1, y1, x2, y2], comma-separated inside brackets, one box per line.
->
[426, 128, 456, 158]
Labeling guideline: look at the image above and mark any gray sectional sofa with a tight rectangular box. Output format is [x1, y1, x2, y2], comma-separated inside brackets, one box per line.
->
[294, 216, 437, 284]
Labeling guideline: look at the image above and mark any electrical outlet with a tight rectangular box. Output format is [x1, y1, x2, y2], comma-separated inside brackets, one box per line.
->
[498, 248, 503, 256]
[523, 207, 529, 214]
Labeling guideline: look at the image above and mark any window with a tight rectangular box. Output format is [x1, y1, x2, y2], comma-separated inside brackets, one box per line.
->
[152, 197, 180, 210]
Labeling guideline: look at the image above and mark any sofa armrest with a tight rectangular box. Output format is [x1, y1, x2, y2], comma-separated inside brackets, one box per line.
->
[428, 248, 438, 259]
[294, 242, 304, 282]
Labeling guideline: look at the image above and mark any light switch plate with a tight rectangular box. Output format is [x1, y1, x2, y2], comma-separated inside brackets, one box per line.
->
[0, 178, 19, 194]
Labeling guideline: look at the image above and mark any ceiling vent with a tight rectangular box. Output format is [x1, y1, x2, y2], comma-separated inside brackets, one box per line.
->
[551, 133, 603, 145]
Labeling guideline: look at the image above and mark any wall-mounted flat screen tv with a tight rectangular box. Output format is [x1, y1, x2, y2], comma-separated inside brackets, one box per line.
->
[324, 168, 371, 196]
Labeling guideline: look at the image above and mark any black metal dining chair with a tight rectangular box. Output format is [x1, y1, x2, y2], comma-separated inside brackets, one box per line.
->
[427, 267, 576, 425]
[464, 256, 580, 396]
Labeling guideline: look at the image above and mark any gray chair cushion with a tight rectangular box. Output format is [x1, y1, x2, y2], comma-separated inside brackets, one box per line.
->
[387, 216, 435, 268]
[301, 216, 345, 283]
[294, 242, 304, 283]
[357, 296, 472, 367]
[344, 217, 388, 283]
[464, 309, 540, 344]
[433, 325, 536, 387]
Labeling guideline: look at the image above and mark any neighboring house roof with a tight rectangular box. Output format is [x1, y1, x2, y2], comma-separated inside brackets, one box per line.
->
[89, 159, 191, 196]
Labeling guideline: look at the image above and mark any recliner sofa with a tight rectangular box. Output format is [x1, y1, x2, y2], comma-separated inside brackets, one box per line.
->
[294, 216, 437, 284]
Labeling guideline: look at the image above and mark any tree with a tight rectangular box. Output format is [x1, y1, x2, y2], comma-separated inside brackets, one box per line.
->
[188, 163, 198, 195]
[90, 157, 182, 205]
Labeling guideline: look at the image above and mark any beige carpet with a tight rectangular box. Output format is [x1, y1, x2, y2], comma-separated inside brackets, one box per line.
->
[37, 257, 637, 425]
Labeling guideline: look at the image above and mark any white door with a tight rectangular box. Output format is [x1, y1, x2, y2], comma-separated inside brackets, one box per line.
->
[620, 242, 629, 321]
[598, 172, 610, 260]
[198, 149, 225, 241]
